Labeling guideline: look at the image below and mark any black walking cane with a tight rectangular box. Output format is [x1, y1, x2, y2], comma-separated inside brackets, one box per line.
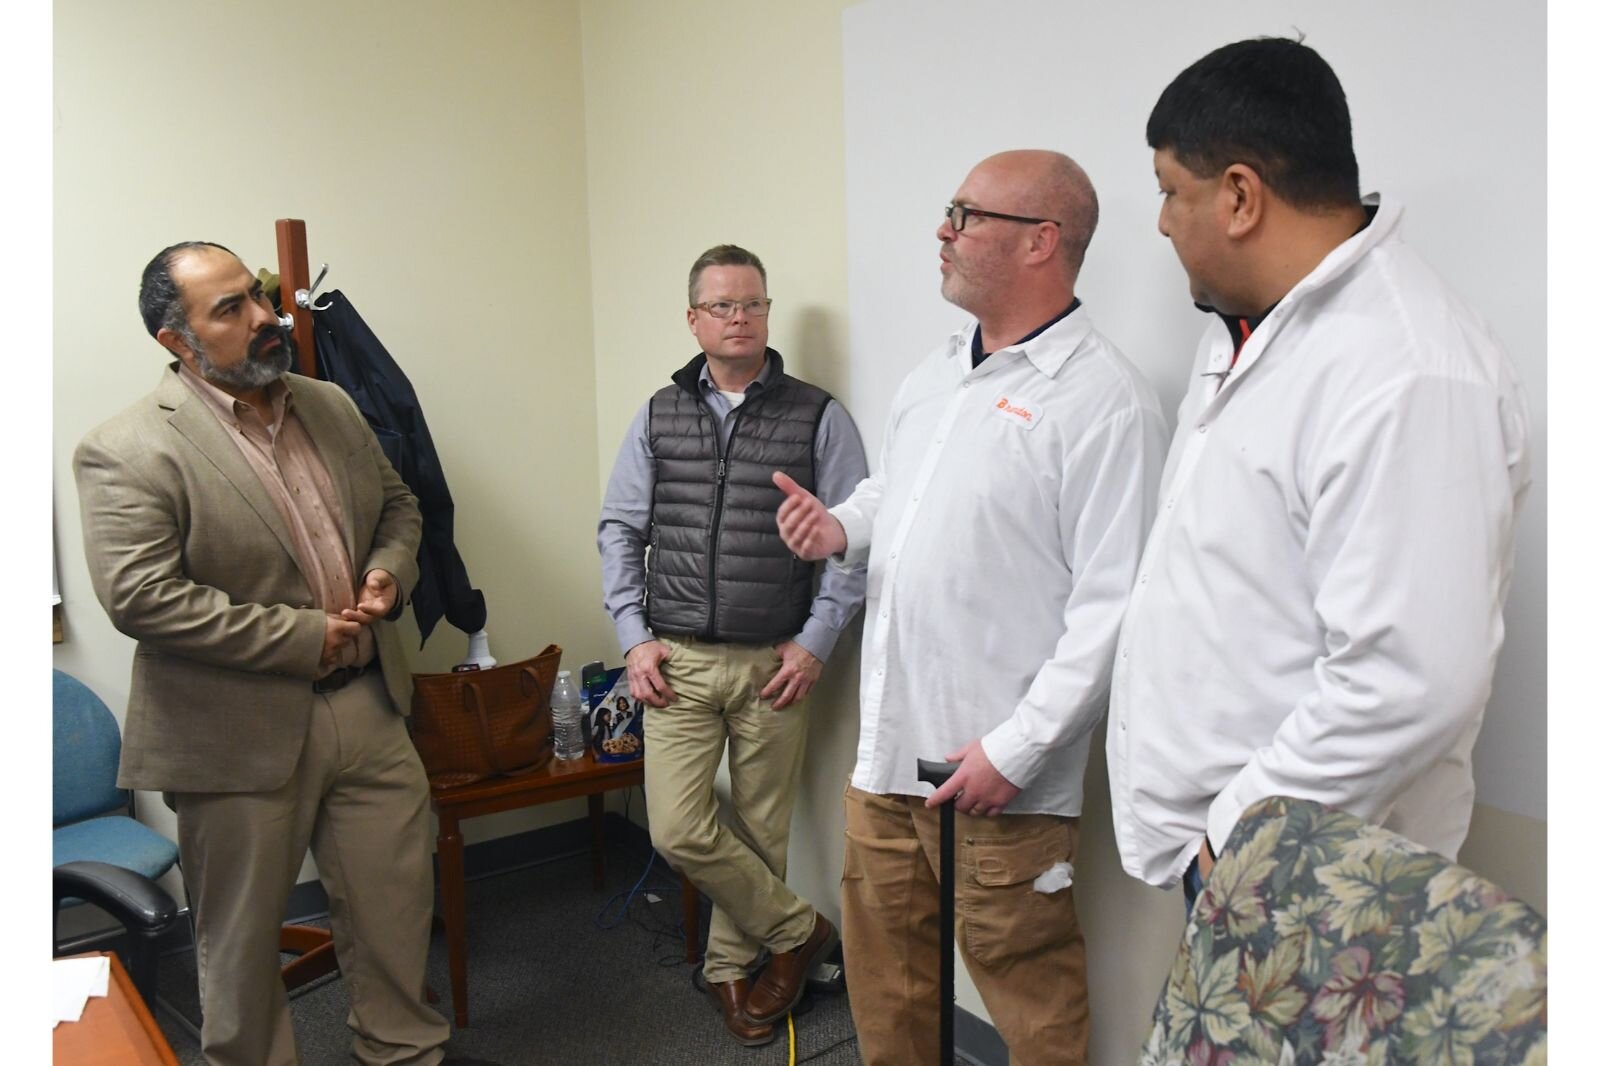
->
[917, 757, 961, 1066]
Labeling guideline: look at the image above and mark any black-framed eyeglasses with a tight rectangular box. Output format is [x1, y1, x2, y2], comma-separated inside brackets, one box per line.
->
[691, 298, 773, 319]
[945, 203, 1060, 232]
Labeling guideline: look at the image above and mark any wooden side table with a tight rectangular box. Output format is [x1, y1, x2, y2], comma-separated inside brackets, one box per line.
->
[430, 753, 701, 1027]
[54, 951, 179, 1066]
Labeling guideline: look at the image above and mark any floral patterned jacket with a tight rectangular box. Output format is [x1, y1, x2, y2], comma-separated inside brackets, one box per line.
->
[1141, 796, 1546, 1066]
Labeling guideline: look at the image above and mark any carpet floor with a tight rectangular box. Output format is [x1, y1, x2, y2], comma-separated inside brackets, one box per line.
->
[151, 831, 982, 1065]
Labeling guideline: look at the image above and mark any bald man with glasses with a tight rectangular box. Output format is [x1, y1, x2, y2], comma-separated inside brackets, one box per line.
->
[776, 151, 1168, 1065]
[597, 243, 868, 1047]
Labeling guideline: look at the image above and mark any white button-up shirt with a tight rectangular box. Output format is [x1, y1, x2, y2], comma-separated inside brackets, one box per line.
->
[1108, 196, 1533, 887]
[832, 309, 1167, 816]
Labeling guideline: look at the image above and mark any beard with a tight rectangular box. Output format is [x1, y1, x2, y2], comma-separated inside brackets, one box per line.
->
[940, 261, 991, 314]
[193, 325, 297, 391]
[938, 245, 995, 315]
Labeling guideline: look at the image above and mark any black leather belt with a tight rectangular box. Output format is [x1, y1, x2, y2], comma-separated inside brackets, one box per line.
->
[313, 662, 372, 694]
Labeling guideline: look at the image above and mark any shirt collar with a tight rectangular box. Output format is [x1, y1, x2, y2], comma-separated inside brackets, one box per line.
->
[948, 299, 1090, 379]
[696, 349, 776, 395]
[1268, 194, 1394, 310]
[175, 361, 293, 426]
[1195, 197, 1390, 383]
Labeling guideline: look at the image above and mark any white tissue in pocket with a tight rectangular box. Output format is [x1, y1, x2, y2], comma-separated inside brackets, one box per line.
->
[1032, 861, 1074, 894]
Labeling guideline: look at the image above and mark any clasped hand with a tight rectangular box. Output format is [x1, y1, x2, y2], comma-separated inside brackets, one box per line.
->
[321, 568, 397, 668]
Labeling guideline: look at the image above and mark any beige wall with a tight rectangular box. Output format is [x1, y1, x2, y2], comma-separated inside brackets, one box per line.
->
[578, 0, 860, 929]
[54, 0, 1547, 1059]
[52, 0, 613, 883]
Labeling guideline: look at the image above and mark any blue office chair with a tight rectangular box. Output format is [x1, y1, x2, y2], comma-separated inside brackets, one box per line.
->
[52, 669, 182, 1001]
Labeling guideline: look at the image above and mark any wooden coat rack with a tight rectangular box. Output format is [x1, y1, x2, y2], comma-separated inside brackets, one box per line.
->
[275, 218, 321, 380]
[269, 216, 340, 990]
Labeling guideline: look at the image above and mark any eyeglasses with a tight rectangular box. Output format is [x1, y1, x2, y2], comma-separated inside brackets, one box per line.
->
[692, 298, 773, 319]
[944, 203, 1060, 232]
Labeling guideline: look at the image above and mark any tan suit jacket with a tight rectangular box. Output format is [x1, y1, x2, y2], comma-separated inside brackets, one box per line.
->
[74, 365, 423, 793]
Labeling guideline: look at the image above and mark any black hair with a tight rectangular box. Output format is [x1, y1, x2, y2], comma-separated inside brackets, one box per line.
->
[1146, 37, 1360, 210]
[137, 241, 234, 338]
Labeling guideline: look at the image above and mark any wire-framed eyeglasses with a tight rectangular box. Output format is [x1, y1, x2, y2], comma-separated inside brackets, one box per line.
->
[692, 298, 773, 319]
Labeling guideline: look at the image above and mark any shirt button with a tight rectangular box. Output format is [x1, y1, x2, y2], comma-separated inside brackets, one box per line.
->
[1166, 499, 1175, 510]
[962, 382, 971, 389]
[1139, 575, 1148, 585]
[1121, 649, 1129, 660]
[1198, 424, 1209, 434]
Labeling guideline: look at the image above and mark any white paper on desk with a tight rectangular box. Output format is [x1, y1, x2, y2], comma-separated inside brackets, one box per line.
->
[53, 955, 110, 1027]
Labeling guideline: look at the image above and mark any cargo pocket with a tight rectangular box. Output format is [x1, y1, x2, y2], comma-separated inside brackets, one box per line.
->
[841, 830, 863, 885]
[957, 821, 1078, 969]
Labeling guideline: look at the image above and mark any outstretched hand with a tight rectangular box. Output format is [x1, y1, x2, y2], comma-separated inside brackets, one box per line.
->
[773, 471, 847, 560]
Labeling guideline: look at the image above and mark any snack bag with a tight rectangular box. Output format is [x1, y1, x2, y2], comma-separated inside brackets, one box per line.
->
[586, 667, 644, 763]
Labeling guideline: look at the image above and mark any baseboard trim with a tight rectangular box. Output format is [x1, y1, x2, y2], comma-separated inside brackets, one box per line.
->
[284, 810, 631, 923]
[956, 1004, 1010, 1065]
[133, 811, 642, 959]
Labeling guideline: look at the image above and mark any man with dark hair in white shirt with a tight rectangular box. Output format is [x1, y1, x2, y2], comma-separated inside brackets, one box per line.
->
[1110, 37, 1531, 910]
[776, 150, 1167, 1066]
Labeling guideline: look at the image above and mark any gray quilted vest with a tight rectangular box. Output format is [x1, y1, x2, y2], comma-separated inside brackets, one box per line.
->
[646, 350, 829, 643]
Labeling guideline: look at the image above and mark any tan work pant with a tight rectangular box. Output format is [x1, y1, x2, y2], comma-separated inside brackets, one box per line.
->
[643, 636, 817, 984]
[840, 785, 1089, 1066]
[173, 671, 449, 1066]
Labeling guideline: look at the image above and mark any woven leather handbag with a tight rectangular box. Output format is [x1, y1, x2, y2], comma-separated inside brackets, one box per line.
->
[410, 644, 562, 789]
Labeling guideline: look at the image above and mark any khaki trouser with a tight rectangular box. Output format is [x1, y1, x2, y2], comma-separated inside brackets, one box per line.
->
[173, 671, 449, 1066]
[643, 636, 816, 984]
[840, 785, 1089, 1066]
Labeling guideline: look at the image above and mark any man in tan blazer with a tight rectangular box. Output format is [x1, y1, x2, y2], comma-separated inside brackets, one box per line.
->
[74, 242, 486, 1066]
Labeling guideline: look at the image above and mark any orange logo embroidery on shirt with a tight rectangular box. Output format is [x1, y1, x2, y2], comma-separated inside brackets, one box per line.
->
[994, 397, 1035, 423]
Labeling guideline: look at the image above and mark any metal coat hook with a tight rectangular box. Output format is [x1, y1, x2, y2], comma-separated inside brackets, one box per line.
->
[294, 263, 333, 312]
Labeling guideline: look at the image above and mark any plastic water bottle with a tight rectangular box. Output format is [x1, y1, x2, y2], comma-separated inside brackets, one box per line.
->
[550, 670, 586, 762]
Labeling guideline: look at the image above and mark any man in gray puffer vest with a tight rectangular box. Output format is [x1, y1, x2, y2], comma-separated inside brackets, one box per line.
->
[597, 244, 868, 1047]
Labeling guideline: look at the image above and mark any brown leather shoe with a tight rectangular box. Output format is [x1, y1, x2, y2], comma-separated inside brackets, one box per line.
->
[744, 913, 839, 1024]
[706, 976, 777, 1047]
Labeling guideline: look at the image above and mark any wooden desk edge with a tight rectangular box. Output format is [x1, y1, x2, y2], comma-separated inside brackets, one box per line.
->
[55, 950, 179, 1066]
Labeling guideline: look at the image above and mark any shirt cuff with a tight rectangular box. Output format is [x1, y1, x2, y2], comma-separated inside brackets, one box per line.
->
[830, 504, 873, 569]
[613, 615, 655, 657]
[361, 567, 407, 619]
[1205, 777, 1252, 859]
[980, 718, 1044, 792]
[792, 619, 841, 663]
